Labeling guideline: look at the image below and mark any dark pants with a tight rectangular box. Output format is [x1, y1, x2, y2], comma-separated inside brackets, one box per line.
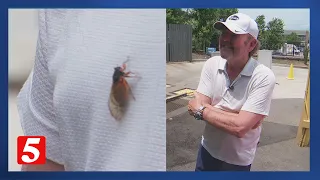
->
[195, 145, 251, 171]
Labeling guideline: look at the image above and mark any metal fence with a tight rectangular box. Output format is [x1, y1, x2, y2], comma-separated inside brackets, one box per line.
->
[166, 24, 192, 62]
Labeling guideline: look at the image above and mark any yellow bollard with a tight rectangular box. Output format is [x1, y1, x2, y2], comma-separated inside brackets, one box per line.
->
[287, 64, 294, 80]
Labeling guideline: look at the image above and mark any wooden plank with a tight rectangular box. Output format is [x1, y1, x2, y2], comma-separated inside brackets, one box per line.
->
[296, 68, 310, 147]
[303, 68, 310, 118]
[301, 119, 310, 129]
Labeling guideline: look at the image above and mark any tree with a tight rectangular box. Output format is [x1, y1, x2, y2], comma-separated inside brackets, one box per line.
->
[255, 15, 267, 49]
[189, 8, 238, 51]
[264, 18, 285, 50]
[190, 9, 219, 51]
[165, 8, 239, 51]
[166, 9, 189, 24]
[303, 44, 309, 65]
[216, 8, 239, 22]
[256, 15, 266, 34]
[286, 32, 301, 46]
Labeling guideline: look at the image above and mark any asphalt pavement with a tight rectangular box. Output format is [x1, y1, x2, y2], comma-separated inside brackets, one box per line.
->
[166, 61, 310, 171]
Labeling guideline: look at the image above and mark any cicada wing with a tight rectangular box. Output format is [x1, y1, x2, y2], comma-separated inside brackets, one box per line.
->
[113, 82, 130, 106]
[108, 92, 124, 120]
[108, 82, 130, 120]
[127, 84, 135, 101]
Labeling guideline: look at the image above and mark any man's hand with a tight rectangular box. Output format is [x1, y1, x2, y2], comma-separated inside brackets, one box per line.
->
[252, 119, 263, 129]
[188, 98, 203, 116]
[188, 91, 212, 117]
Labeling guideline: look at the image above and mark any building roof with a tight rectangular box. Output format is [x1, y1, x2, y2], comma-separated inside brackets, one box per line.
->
[284, 30, 309, 36]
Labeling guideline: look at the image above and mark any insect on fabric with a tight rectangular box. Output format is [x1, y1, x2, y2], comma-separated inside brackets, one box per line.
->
[108, 57, 139, 120]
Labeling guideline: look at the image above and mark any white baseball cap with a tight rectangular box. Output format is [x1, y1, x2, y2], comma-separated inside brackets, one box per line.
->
[214, 13, 259, 39]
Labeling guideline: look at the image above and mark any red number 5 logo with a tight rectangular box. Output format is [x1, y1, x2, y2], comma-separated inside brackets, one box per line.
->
[17, 136, 46, 165]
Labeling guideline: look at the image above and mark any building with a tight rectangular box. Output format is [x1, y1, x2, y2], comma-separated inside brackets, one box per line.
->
[284, 30, 309, 51]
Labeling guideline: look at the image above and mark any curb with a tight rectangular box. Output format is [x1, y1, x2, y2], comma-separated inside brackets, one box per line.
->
[192, 59, 208, 62]
[273, 63, 309, 69]
[166, 93, 187, 103]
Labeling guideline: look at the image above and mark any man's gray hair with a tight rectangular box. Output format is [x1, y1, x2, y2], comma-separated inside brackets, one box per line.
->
[246, 34, 260, 57]
[250, 40, 261, 57]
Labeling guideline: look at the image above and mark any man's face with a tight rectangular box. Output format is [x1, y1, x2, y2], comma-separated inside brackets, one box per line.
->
[219, 27, 256, 62]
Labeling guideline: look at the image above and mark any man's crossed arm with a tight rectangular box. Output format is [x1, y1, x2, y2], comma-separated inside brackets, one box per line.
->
[188, 92, 265, 138]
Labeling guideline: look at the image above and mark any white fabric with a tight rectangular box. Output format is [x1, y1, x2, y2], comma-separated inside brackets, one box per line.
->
[197, 56, 276, 166]
[17, 9, 166, 171]
[214, 13, 259, 39]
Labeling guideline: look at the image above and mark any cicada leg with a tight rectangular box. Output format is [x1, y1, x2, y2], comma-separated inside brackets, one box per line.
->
[120, 56, 130, 71]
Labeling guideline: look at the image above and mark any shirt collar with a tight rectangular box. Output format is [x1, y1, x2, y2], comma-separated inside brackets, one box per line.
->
[218, 57, 256, 77]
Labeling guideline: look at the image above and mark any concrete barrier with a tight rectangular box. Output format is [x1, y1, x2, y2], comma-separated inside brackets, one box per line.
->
[258, 50, 273, 69]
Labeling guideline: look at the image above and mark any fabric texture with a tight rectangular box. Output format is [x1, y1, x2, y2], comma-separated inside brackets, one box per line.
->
[17, 9, 166, 171]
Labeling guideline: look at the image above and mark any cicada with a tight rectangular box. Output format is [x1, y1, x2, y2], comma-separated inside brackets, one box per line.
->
[108, 59, 137, 120]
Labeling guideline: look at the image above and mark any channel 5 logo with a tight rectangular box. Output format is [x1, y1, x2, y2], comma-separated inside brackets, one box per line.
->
[17, 136, 46, 165]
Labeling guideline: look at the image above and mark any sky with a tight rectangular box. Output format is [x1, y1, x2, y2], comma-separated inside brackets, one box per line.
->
[238, 8, 310, 31]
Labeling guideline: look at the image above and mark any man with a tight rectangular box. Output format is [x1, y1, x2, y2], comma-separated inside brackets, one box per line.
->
[188, 13, 276, 171]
